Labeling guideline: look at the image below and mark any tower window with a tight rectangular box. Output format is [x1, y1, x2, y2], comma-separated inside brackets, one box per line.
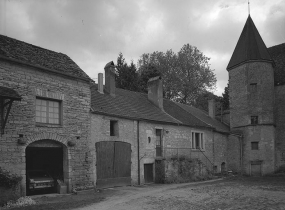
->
[251, 116, 258, 125]
[251, 142, 259, 150]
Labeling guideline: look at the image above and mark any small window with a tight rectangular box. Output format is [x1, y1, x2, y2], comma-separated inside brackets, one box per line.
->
[251, 142, 259, 150]
[250, 83, 257, 92]
[156, 129, 163, 157]
[36, 98, 61, 124]
[110, 120, 118, 136]
[191, 132, 204, 150]
[251, 116, 258, 125]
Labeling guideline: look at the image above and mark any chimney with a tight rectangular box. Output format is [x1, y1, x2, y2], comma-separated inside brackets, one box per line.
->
[98, 73, 104, 94]
[208, 99, 216, 118]
[104, 61, 116, 96]
[147, 76, 163, 110]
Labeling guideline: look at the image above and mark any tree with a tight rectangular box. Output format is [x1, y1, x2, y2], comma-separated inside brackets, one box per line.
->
[221, 82, 229, 110]
[137, 44, 217, 105]
[137, 64, 161, 93]
[115, 53, 139, 91]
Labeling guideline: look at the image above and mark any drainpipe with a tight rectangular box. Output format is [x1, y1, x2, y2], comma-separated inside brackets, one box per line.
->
[137, 120, 140, 185]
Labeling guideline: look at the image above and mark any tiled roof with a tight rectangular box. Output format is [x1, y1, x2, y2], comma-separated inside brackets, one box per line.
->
[91, 84, 180, 124]
[0, 35, 90, 81]
[175, 103, 230, 133]
[0, 86, 21, 100]
[268, 43, 285, 85]
[91, 84, 229, 133]
[227, 15, 273, 70]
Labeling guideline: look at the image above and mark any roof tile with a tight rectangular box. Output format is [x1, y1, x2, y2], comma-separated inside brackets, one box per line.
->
[0, 35, 90, 81]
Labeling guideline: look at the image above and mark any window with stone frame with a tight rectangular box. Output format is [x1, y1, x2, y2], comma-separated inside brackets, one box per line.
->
[36, 98, 61, 124]
[191, 132, 205, 150]
[251, 142, 259, 150]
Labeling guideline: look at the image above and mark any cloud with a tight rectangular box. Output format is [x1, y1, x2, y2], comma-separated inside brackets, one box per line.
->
[1, 0, 284, 96]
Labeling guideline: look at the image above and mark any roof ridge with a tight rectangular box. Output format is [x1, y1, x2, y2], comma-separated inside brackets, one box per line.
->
[0, 34, 62, 54]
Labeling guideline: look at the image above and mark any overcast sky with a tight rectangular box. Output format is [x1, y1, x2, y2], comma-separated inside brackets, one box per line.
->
[1, 0, 284, 95]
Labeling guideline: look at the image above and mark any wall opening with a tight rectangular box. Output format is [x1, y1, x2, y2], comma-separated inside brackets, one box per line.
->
[25, 140, 68, 195]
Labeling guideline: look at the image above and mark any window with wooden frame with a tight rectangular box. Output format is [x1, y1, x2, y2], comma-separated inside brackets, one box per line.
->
[191, 132, 204, 150]
[36, 98, 61, 124]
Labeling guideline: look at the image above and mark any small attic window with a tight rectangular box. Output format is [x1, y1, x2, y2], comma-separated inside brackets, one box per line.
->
[110, 120, 119, 136]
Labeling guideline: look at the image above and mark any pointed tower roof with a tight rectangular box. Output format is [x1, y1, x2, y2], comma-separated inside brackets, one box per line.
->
[227, 15, 273, 70]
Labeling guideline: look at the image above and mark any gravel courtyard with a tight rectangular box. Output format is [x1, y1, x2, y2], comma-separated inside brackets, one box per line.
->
[73, 176, 285, 210]
[6, 176, 285, 210]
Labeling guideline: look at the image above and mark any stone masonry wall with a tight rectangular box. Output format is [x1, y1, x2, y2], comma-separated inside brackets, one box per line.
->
[274, 85, 285, 170]
[0, 60, 92, 195]
[229, 62, 275, 175]
[229, 62, 274, 128]
[90, 115, 138, 185]
[91, 113, 228, 186]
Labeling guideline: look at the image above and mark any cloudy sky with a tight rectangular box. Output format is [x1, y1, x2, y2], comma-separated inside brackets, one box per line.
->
[1, 0, 284, 95]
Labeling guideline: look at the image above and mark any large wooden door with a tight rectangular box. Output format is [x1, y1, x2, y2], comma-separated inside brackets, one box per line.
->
[96, 141, 131, 189]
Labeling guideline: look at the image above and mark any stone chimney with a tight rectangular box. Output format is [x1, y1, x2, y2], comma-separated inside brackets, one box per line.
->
[208, 99, 216, 118]
[147, 76, 163, 110]
[98, 73, 104, 94]
[104, 61, 116, 96]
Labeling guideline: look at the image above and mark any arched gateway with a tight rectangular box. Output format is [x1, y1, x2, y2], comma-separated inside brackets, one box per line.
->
[25, 139, 69, 195]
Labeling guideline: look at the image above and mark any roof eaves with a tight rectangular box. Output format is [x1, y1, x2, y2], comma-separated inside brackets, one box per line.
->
[91, 110, 181, 126]
[227, 59, 274, 71]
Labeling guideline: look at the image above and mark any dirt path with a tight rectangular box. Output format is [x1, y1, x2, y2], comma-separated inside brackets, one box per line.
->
[71, 177, 285, 210]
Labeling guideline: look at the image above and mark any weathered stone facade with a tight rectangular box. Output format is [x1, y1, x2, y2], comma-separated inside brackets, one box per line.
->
[91, 113, 228, 186]
[274, 85, 285, 169]
[0, 59, 92, 195]
[229, 62, 275, 175]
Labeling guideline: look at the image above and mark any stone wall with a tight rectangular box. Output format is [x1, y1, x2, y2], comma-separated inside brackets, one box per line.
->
[274, 85, 285, 170]
[91, 114, 228, 185]
[229, 62, 275, 175]
[0, 59, 92, 195]
[229, 62, 274, 128]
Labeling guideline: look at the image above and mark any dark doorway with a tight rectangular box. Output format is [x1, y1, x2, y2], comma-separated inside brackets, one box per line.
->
[221, 162, 226, 174]
[96, 141, 131, 189]
[251, 163, 262, 176]
[144, 164, 154, 183]
[26, 140, 63, 195]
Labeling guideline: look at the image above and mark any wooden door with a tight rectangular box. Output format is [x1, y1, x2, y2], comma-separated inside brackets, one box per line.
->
[251, 163, 262, 176]
[96, 141, 131, 189]
[144, 164, 153, 183]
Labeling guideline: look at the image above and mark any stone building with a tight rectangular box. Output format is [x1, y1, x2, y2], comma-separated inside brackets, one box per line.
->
[0, 35, 93, 195]
[90, 62, 229, 187]
[227, 15, 285, 175]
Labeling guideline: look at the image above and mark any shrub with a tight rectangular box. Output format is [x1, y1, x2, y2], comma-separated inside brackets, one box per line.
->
[0, 167, 22, 188]
[3, 197, 36, 208]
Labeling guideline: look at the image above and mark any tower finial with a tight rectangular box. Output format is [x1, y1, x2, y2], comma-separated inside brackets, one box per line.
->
[248, 0, 250, 15]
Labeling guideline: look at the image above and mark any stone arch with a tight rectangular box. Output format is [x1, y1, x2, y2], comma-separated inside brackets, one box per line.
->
[25, 132, 67, 147]
[23, 133, 71, 195]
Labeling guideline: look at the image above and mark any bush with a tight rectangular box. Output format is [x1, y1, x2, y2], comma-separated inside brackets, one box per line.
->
[0, 167, 22, 188]
[3, 197, 36, 208]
